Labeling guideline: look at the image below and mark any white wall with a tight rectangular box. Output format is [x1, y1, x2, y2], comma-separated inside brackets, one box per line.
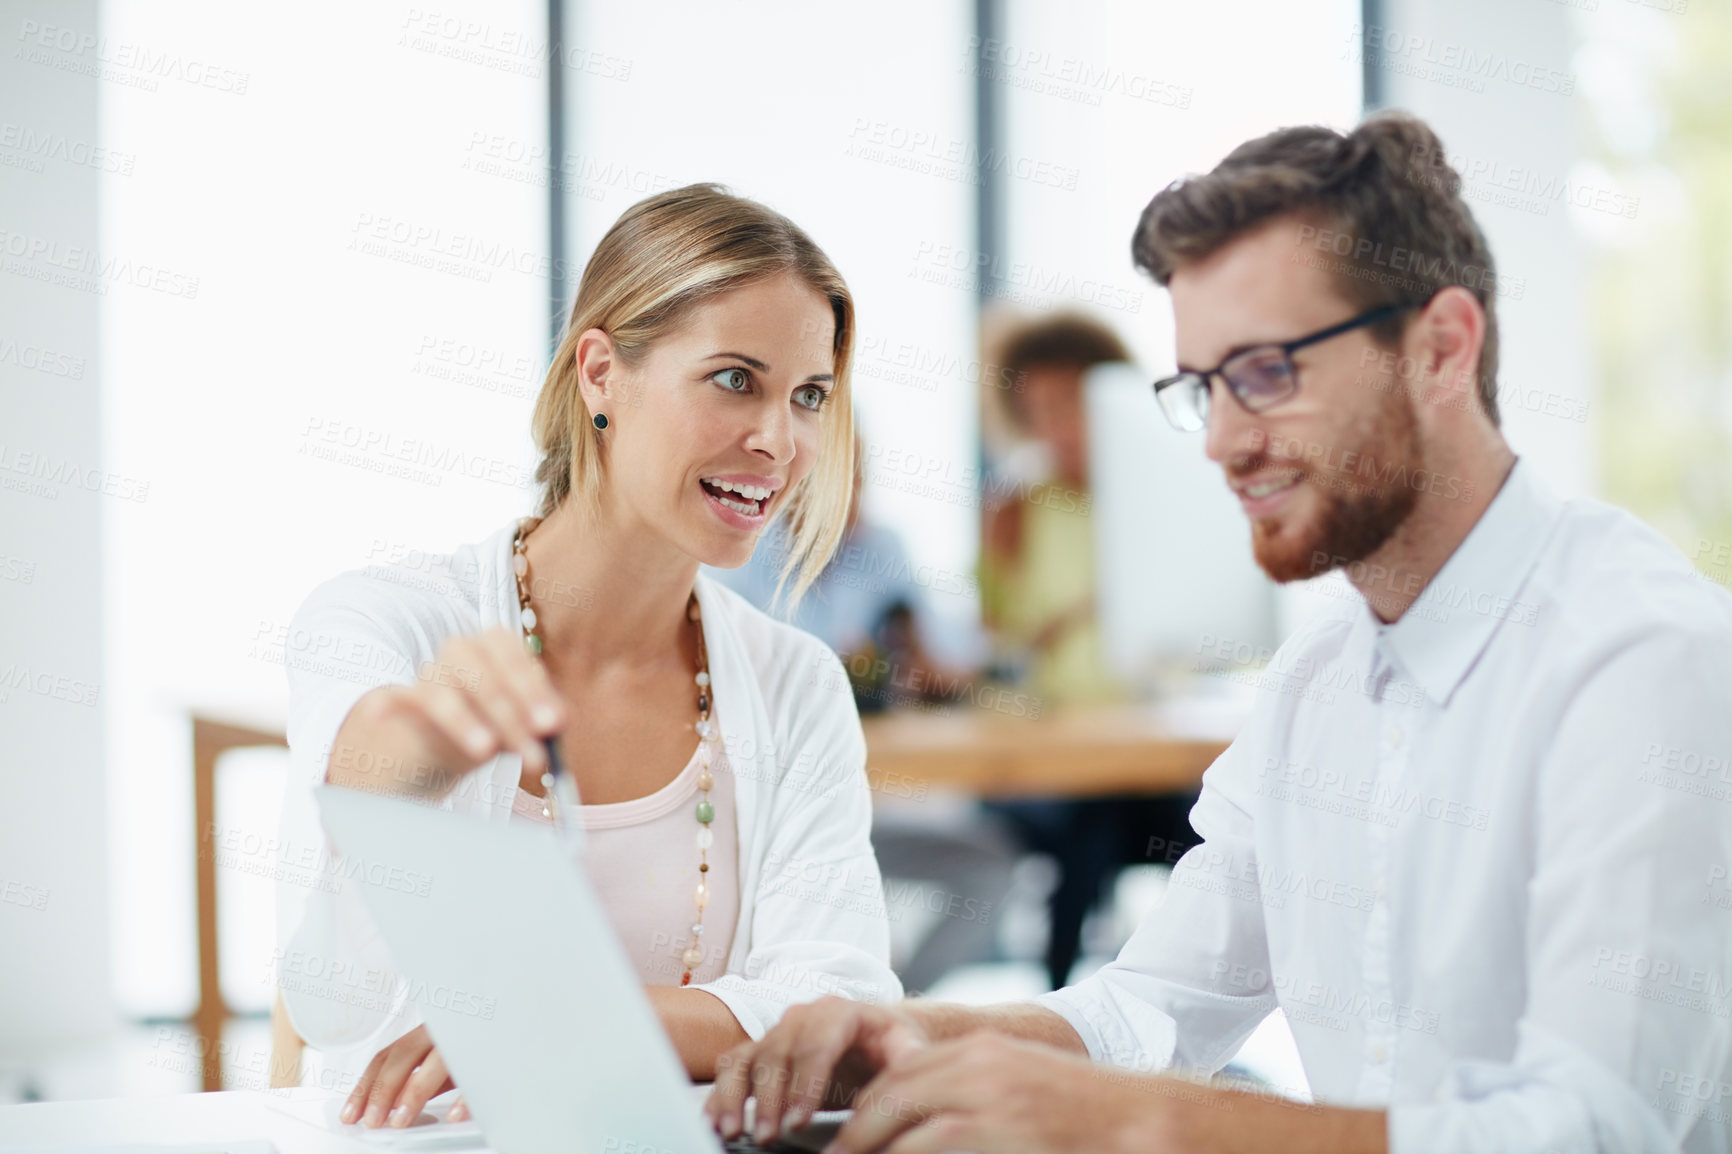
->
[0, 0, 119, 1061]
[565, 0, 980, 634]
[1370, 0, 1594, 497]
[99, 0, 545, 1018]
[996, 0, 1364, 377]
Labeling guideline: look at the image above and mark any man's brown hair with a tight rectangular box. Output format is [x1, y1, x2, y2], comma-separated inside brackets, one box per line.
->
[1132, 111, 1503, 425]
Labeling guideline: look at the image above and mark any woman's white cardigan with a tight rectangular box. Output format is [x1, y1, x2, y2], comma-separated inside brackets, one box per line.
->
[276, 521, 901, 1081]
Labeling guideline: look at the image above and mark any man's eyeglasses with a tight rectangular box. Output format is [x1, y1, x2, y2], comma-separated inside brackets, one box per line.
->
[1151, 303, 1415, 432]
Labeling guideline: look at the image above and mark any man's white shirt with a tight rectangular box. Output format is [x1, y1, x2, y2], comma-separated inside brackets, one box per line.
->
[1039, 459, 1732, 1153]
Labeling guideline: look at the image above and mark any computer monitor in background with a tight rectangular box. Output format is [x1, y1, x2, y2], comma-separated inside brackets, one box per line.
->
[1086, 362, 1280, 694]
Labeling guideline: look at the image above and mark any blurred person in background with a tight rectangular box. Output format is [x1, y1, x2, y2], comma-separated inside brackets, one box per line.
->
[978, 313, 1202, 990]
[713, 432, 965, 713]
[712, 431, 1019, 995]
[979, 314, 1128, 705]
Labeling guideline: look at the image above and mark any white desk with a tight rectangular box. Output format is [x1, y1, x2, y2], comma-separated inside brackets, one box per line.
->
[0, 1085, 733, 1151]
[0, 1089, 485, 1152]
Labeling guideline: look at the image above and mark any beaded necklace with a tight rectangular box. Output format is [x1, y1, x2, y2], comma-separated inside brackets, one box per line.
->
[511, 517, 719, 987]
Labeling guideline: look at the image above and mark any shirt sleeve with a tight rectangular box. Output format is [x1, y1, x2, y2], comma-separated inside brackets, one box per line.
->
[694, 640, 904, 1039]
[1389, 625, 1732, 1154]
[1037, 730, 1278, 1076]
[275, 572, 453, 1054]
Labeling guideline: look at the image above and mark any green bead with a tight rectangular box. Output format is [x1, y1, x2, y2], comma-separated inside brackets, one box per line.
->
[526, 633, 543, 655]
[695, 800, 715, 825]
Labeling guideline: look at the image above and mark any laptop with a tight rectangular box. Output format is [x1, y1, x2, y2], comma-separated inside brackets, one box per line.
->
[312, 785, 843, 1153]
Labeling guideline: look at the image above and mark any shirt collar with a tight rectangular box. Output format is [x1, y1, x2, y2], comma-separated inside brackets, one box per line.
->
[1371, 457, 1562, 708]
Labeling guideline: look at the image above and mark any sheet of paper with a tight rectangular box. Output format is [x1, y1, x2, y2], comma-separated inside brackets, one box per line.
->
[263, 1088, 490, 1150]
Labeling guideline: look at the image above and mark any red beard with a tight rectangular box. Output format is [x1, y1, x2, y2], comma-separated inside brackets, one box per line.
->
[1240, 390, 1423, 584]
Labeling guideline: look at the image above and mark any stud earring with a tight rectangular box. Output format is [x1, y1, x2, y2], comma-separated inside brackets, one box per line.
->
[592, 413, 609, 430]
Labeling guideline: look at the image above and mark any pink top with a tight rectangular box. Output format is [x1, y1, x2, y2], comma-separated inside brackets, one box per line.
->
[509, 736, 739, 987]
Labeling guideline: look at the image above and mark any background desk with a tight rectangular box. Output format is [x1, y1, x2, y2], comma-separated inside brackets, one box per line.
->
[175, 700, 1243, 1093]
[860, 702, 1237, 799]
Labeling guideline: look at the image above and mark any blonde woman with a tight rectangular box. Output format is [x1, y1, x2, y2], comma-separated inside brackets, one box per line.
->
[274, 185, 900, 1128]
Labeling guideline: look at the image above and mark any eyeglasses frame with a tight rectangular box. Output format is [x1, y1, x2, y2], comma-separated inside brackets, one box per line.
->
[1150, 302, 1419, 431]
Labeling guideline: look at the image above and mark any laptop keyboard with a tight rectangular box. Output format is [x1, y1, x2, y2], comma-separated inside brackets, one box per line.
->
[722, 1139, 824, 1153]
[719, 1117, 840, 1153]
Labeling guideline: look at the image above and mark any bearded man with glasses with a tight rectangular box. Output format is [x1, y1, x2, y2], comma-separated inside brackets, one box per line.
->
[707, 112, 1732, 1154]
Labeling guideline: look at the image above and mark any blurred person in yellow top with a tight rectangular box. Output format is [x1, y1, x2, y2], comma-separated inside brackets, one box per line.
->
[975, 314, 1204, 994]
[978, 314, 1132, 706]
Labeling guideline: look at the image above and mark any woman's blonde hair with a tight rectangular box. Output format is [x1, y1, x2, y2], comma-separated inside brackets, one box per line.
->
[532, 183, 856, 606]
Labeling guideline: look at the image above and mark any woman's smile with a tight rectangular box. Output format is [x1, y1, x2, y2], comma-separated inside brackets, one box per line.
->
[698, 472, 783, 527]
